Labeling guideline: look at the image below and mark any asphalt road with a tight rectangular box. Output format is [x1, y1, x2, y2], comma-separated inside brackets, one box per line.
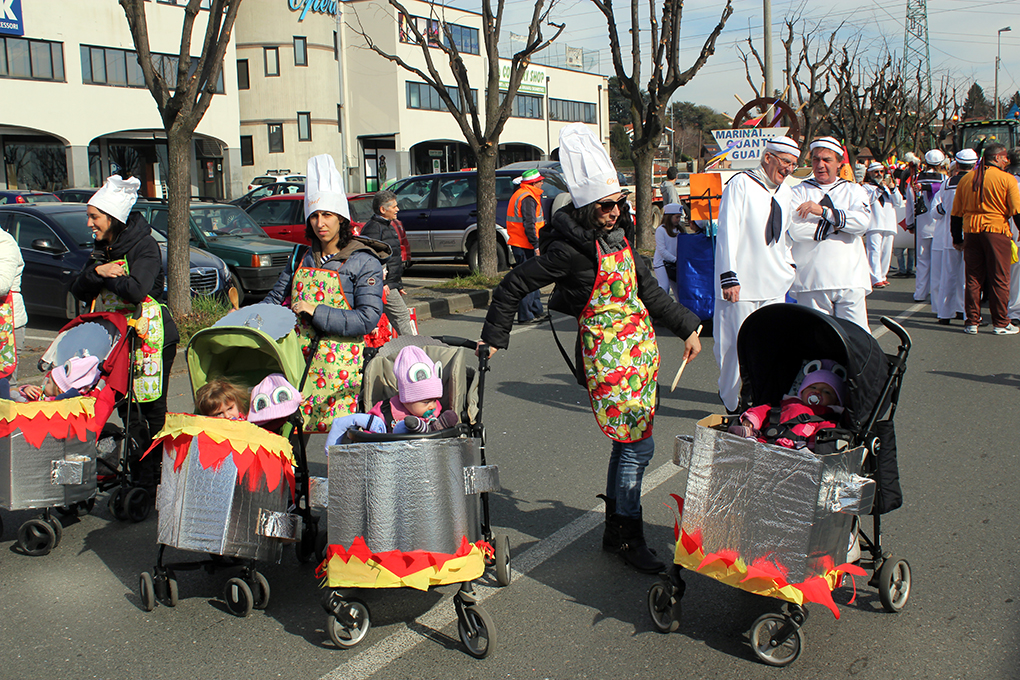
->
[1, 278, 1018, 680]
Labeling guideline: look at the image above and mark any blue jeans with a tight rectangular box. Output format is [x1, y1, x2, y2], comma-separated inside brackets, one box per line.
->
[605, 436, 655, 518]
[511, 246, 544, 322]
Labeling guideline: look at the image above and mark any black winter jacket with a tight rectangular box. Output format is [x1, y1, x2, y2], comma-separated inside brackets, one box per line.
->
[481, 207, 701, 380]
[71, 212, 180, 346]
[358, 214, 403, 287]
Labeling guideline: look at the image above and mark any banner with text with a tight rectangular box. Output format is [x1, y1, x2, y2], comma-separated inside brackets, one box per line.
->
[498, 61, 546, 95]
[710, 127, 790, 169]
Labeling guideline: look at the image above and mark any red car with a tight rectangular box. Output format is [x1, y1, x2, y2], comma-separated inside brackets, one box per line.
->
[243, 193, 410, 268]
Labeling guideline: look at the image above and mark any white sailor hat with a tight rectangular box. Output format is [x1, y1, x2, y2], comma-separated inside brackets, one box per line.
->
[765, 136, 800, 157]
[867, 162, 885, 172]
[955, 148, 978, 165]
[809, 136, 843, 157]
[924, 149, 946, 166]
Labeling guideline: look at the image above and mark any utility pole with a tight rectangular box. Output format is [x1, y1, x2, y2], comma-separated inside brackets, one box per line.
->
[763, 0, 773, 97]
[996, 27, 1012, 119]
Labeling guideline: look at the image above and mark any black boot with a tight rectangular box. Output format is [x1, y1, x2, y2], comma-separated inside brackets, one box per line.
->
[597, 494, 620, 551]
[611, 512, 665, 574]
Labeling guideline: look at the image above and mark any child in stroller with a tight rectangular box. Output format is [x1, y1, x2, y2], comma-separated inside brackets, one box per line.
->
[15, 356, 102, 402]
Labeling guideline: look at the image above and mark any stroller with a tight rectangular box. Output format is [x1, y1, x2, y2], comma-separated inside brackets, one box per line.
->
[319, 335, 508, 658]
[647, 304, 911, 667]
[0, 312, 134, 555]
[137, 304, 320, 616]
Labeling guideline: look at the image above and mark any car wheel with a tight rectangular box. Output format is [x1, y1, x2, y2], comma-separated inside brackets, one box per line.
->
[229, 271, 246, 306]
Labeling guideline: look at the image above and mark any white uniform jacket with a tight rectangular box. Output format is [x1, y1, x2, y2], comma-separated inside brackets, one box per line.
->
[788, 177, 873, 293]
[906, 171, 945, 239]
[931, 176, 958, 251]
[714, 171, 796, 301]
[863, 182, 905, 235]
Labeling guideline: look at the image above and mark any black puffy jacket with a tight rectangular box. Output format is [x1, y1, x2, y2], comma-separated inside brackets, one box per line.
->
[358, 214, 403, 287]
[71, 211, 180, 346]
[481, 206, 701, 377]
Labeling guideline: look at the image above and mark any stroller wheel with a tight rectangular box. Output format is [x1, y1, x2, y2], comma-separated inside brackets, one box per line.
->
[45, 516, 63, 549]
[164, 572, 179, 608]
[647, 581, 680, 633]
[328, 598, 371, 648]
[457, 603, 496, 659]
[750, 613, 802, 667]
[250, 571, 271, 610]
[877, 558, 911, 612]
[17, 518, 56, 556]
[224, 577, 254, 618]
[494, 534, 512, 587]
[108, 487, 129, 522]
[125, 487, 152, 523]
[139, 572, 156, 612]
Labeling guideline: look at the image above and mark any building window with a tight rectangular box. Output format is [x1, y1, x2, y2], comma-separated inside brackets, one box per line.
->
[81, 44, 223, 92]
[240, 136, 254, 166]
[237, 59, 249, 90]
[398, 15, 480, 55]
[264, 46, 279, 77]
[297, 112, 312, 142]
[333, 31, 338, 61]
[0, 37, 65, 82]
[337, 104, 342, 132]
[293, 37, 307, 67]
[267, 123, 284, 153]
[406, 81, 477, 112]
[550, 98, 597, 124]
[446, 23, 479, 55]
[502, 90, 542, 119]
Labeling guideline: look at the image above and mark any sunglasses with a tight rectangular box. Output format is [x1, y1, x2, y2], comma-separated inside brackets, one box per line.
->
[596, 197, 627, 212]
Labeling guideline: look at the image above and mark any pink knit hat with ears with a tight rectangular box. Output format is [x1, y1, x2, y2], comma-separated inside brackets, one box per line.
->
[394, 345, 443, 404]
[799, 368, 846, 407]
[248, 373, 302, 424]
[52, 356, 101, 393]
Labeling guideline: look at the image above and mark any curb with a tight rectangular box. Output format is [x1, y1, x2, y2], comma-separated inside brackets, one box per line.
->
[406, 288, 493, 323]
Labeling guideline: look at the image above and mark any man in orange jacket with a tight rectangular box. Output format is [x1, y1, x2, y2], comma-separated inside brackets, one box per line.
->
[506, 169, 549, 323]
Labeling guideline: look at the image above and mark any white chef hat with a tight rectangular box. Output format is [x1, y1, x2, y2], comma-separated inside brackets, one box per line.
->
[558, 123, 621, 207]
[765, 136, 801, 157]
[955, 148, 978, 165]
[924, 149, 946, 166]
[88, 175, 140, 224]
[304, 154, 350, 221]
[809, 136, 844, 157]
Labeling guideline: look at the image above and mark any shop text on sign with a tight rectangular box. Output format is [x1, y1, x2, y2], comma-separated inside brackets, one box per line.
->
[710, 127, 790, 169]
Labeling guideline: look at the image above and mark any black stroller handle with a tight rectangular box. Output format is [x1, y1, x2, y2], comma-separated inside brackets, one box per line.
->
[433, 335, 477, 350]
[879, 316, 911, 352]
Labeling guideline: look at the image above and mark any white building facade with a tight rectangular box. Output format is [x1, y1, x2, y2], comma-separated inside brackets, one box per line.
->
[0, 0, 241, 198]
[236, 0, 609, 193]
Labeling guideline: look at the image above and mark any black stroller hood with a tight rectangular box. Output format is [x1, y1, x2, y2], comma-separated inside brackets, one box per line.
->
[736, 304, 890, 432]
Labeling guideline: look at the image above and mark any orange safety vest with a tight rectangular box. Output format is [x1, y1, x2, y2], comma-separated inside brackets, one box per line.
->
[506, 183, 545, 249]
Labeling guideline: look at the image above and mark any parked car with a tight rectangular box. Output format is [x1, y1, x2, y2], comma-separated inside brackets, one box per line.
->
[0, 190, 61, 205]
[0, 203, 231, 319]
[247, 173, 306, 193]
[135, 200, 293, 303]
[387, 164, 570, 270]
[229, 181, 304, 211]
[53, 188, 99, 203]
[244, 193, 411, 268]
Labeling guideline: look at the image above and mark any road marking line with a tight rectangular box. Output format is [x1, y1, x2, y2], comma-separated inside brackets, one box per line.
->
[25, 334, 56, 342]
[320, 461, 680, 680]
[871, 301, 926, 340]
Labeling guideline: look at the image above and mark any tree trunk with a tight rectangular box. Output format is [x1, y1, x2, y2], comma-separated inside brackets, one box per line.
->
[167, 128, 193, 317]
[474, 146, 500, 277]
[630, 145, 656, 252]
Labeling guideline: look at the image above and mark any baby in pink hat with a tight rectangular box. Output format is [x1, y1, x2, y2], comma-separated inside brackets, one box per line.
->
[366, 345, 459, 434]
[17, 356, 102, 402]
[728, 360, 845, 451]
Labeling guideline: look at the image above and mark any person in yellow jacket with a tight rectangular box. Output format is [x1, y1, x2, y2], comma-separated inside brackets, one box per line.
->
[507, 168, 548, 323]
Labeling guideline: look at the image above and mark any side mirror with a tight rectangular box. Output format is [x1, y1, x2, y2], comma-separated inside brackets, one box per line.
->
[32, 238, 65, 254]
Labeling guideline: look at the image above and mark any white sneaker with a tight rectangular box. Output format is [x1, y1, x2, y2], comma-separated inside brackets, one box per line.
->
[963, 325, 978, 335]
[993, 324, 1019, 335]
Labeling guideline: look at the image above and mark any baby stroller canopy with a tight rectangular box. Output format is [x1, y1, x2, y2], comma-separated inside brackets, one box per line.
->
[736, 305, 890, 432]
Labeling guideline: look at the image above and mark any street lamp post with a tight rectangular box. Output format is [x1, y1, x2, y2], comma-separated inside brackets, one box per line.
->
[996, 26, 1011, 120]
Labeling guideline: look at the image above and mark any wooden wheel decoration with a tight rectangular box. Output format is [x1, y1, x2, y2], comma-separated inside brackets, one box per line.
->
[731, 97, 800, 141]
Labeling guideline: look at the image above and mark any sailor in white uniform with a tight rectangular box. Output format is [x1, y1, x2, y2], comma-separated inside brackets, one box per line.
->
[713, 136, 799, 412]
[931, 149, 976, 324]
[788, 137, 873, 329]
[906, 149, 946, 302]
[862, 162, 904, 287]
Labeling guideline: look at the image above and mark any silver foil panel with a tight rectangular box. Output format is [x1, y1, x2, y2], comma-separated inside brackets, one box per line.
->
[0, 431, 97, 511]
[156, 442, 291, 563]
[327, 437, 482, 555]
[463, 465, 500, 495]
[673, 435, 694, 468]
[256, 509, 300, 541]
[679, 416, 874, 584]
[308, 476, 329, 509]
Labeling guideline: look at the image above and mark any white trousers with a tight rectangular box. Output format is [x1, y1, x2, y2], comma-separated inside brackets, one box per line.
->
[653, 265, 678, 301]
[714, 296, 785, 412]
[865, 232, 895, 284]
[914, 236, 933, 301]
[931, 248, 963, 319]
[796, 288, 870, 330]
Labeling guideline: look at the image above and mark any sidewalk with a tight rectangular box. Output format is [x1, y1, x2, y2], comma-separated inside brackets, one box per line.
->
[397, 282, 494, 324]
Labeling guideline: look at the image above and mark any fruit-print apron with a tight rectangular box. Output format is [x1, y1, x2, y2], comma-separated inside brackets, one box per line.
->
[97, 259, 165, 402]
[579, 242, 660, 443]
[292, 266, 363, 433]
[0, 293, 17, 379]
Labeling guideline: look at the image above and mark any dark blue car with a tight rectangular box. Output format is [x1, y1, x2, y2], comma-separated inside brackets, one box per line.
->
[0, 203, 231, 319]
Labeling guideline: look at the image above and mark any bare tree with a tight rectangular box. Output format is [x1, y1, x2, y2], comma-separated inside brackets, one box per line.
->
[350, 0, 563, 276]
[119, 0, 241, 316]
[591, 0, 733, 250]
